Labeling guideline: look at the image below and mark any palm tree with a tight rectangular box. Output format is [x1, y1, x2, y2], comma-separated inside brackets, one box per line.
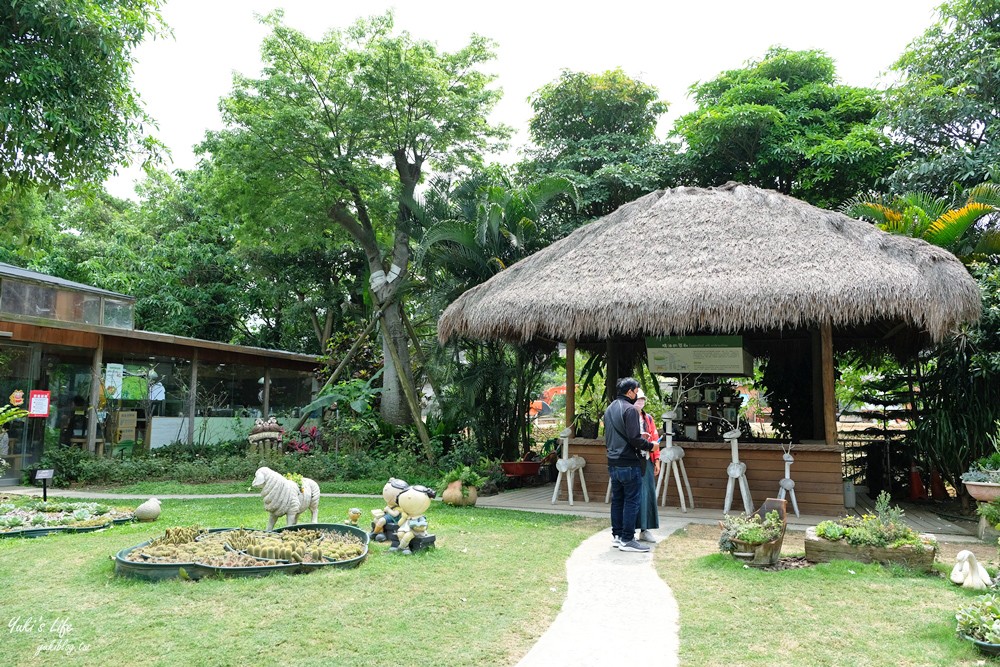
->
[842, 183, 1000, 264]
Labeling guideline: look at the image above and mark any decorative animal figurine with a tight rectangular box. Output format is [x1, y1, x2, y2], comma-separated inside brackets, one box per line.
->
[134, 497, 161, 522]
[391, 484, 436, 555]
[251, 466, 320, 531]
[371, 478, 408, 542]
[346, 507, 362, 526]
[951, 550, 992, 590]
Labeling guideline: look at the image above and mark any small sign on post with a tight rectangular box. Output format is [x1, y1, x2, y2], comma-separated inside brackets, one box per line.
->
[34, 469, 54, 501]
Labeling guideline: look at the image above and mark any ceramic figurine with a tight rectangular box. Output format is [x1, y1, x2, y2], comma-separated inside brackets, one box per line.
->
[371, 478, 408, 542]
[951, 550, 992, 590]
[391, 484, 436, 555]
[346, 507, 362, 526]
[251, 466, 320, 530]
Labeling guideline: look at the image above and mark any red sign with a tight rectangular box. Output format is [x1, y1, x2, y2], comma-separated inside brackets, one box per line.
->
[28, 390, 51, 417]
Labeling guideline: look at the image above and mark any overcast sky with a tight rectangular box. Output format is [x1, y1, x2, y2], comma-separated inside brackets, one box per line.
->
[105, 0, 943, 198]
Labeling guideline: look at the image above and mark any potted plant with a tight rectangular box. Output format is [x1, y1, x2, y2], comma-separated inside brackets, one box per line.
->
[572, 394, 603, 439]
[439, 466, 484, 507]
[957, 594, 1000, 656]
[718, 498, 787, 567]
[962, 439, 1000, 502]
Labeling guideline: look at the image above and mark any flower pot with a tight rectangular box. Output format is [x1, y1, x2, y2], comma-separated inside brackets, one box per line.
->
[962, 635, 1000, 656]
[441, 480, 478, 506]
[804, 527, 937, 571]
[965, 481, 1000, 502]
[730, 536, 784, 567]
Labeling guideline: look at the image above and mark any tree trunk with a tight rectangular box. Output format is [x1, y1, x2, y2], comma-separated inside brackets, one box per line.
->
[379, 299, 413, 425]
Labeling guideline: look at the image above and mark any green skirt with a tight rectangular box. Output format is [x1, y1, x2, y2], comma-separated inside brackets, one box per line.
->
[637, 460, 659, 530]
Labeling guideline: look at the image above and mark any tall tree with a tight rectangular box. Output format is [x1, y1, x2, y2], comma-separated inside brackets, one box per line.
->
[882, 0, 1000, 194]
[523, 68, 677, 229]
[203, 11, 507, 427]
[0, 0, 165, 192]
[673, 47, 901, 208]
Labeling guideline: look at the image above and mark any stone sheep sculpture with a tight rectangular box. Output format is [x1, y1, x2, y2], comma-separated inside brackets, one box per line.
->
[251, 466, 320, 530]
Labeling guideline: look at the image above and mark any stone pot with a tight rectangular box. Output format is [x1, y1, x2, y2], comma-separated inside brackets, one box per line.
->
[441, 480, 478, 506]
[965, 481, 1000, 503]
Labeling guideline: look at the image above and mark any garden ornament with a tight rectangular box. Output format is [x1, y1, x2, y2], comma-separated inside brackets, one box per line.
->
[722, 428, 753, 514]
[391, 485, 436, 555]
[552, 428, 588, 506]
[346, 507, 362, 526]
[776, 443, 800, 517]
[134, 497, 161, 522]
[656, 410, 694, 512]
[951, 550, 992, 590]
[371, 478, 408, 542]
[248, 417, 284, 455]
[251, 466, 320, 531]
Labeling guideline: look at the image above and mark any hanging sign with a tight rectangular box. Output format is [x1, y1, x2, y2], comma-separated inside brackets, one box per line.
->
[646, 336, 753, 375]
[105, 363, 124, 399]
[28, 390, 51, 417]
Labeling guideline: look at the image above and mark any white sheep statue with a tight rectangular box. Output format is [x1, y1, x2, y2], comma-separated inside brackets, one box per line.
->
[951, 550, 992, 591]
[251, 466, 320, 531]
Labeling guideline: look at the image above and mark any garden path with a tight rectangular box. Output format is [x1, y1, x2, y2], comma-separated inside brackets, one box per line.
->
[515, 521, 686, 667]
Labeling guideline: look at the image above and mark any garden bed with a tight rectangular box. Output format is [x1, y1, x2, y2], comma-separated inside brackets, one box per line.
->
[804, 526, 937, 571]
[0, 498, 135, 538]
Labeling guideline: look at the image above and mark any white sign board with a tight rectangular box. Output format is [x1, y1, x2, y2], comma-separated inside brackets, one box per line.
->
[105, 363, 124, 398]
[646, 336, 753, 375]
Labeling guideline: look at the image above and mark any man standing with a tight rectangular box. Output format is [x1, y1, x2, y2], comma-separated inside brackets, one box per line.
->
[605, 377, 654, 552]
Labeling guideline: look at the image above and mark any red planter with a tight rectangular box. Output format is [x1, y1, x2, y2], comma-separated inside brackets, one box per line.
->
[501, 461, 542, 477]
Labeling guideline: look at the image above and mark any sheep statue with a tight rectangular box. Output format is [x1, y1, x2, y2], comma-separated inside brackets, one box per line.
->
[951, 550, 992, 591]
[251, 466, 320, 530]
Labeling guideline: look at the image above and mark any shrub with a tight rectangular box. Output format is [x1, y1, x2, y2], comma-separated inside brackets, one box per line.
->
[719, 510, 782, 553]
[814, 491, 927, 548]
[957, 594, 1000, 643]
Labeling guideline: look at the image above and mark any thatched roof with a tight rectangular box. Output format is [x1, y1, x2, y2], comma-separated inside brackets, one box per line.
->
[438, 183, 981, 345]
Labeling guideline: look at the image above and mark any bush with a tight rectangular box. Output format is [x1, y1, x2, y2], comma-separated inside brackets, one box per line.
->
[814, 491, 926, 548]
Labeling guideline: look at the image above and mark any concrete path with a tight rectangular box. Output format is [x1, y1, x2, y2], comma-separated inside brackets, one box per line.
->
[516, 520, 688, 667]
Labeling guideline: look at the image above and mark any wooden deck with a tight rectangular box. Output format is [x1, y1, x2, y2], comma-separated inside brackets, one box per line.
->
[478, 483, 979, 540]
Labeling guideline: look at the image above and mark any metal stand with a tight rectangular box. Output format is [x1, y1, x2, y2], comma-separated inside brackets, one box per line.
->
[776, 443, 799, 517]
[723, 428, 753, 514]
[656, 410, 694, 512]
[551, 428, 589, 505]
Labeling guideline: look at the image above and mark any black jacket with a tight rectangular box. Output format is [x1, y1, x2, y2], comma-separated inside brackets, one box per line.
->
[604, 394, 653, 467]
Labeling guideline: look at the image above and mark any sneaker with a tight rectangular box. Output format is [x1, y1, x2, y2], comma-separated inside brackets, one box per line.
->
[611, 535, 623, 548]
[617, 539, 651, 553]
[638, 530, 657, 543]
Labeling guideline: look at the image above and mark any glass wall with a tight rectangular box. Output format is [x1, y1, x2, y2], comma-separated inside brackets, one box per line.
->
[269, 367, 315, 417]
[0, 278, 133, 329]
[0, 344, 38, 483]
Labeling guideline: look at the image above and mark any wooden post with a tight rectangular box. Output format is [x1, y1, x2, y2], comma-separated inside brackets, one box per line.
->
[187, 349, 198, 446]
[605, 339, 618, 403]
[565, 338, 576, 434]
[821, 322, 837, 448]
[262, 367, 271, 418]
[86, 336, 103, 453]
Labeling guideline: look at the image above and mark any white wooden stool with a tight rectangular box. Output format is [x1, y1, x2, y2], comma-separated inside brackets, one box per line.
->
[551, 429, 589, 505]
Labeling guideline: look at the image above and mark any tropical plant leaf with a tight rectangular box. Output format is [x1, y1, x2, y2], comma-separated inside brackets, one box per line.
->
[925, 202, 992, 248]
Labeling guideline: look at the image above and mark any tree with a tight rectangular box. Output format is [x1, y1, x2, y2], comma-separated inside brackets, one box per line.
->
[203, 11, 507, 431]
[523, 68, 678, 228]
[673, 47, 901, 208]
[843, 183, 1000, 264]
[883, 0, 1000, 194]
[0, 0, 165, 191]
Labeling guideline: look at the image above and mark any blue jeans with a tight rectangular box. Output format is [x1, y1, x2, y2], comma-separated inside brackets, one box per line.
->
[610, 465, 642, 542]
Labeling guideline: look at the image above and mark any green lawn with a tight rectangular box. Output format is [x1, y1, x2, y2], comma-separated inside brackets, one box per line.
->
[0, 495, 601, 667]
[655, 524, 992, 667]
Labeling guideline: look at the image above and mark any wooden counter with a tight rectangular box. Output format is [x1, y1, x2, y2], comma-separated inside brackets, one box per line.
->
[562, 438, 846, 516]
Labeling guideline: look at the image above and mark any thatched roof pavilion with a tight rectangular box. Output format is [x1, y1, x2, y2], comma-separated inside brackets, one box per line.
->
[439, 183, 980, 347]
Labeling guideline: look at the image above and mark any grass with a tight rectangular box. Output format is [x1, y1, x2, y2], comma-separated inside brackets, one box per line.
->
[0, 494, 602, 667]
[654, 524, 995, 667]
[78, 479, 392, 496]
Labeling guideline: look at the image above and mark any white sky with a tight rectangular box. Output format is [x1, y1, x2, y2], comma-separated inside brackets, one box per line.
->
[105, 0, 943, 199]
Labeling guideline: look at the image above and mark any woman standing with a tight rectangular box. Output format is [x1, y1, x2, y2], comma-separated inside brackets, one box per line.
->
[634, 389, 660, 542]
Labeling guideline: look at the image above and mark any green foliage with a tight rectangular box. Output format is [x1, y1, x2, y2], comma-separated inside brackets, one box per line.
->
[718, 509, 782, 552]
[976, 498, 1000, 529]
[883, 0, 1000, 193]
[0, 0, 166, 191]
[523, 68, 678, 227]
[439, 465, 485, 497]
[673, 47, 901, 208]
[815, 492, 925, 548]
[956, 594, 1000, 643]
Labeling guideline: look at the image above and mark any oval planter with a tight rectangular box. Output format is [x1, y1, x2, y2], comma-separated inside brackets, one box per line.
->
[114, 541, 208, 581]
[273, 522, 369, 569]
[501, 461, 542, 477]
[964, 481, 1000, 502]
[194, 560, 298, 579]
[441, 481, 478, 507]
[0, 525, 69, 539]
[803, 527, 937, 571]
[64, 521, 113, 534]
[962, 635, 1000, 656]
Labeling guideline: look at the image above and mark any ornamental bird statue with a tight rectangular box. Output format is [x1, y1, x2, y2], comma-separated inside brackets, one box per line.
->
[951, 550, 992, 590]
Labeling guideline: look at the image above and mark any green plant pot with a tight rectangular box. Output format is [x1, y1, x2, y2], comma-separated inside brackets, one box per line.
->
[962, 635, 1000, 656]
[273, 523, 369, 569]
[193, 560, 299, 579]
[0, 525, 69, 539]
[64, 521, 113, 534]
[113, 540, 208, 582]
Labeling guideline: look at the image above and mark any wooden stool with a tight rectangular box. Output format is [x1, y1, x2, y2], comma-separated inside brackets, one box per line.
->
[657, 444, 694, 512]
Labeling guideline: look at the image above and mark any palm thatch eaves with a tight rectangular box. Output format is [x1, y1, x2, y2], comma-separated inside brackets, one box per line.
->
[438, 183, 981, 345]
